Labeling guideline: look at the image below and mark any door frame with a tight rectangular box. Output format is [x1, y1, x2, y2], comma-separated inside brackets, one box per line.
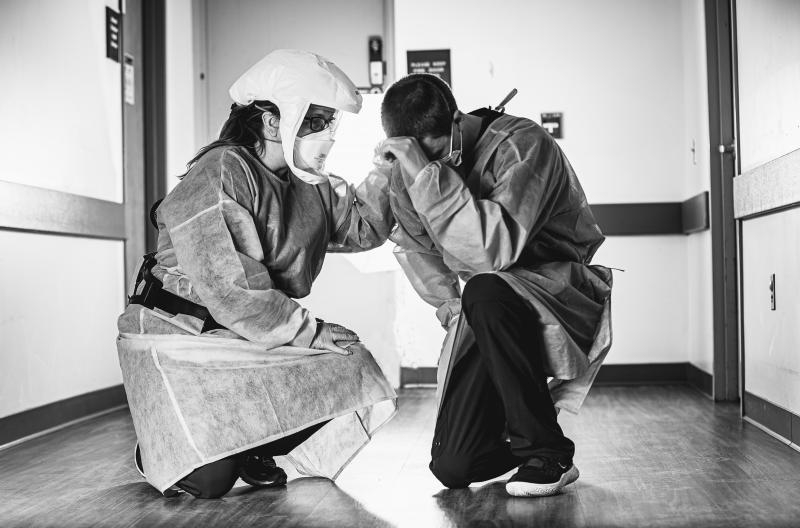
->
[704, 0, 740, 402]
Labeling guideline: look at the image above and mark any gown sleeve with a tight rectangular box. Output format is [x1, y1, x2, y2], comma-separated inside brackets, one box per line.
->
[401, 130, 567, 274]
[158, 150, 317, 349]
[389, 166, 461, 327]
[326, 165, 393, 252]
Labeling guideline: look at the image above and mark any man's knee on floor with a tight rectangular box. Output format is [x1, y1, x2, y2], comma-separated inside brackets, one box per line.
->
[461, 274, 512, 320]
[429, 454, 473, 489]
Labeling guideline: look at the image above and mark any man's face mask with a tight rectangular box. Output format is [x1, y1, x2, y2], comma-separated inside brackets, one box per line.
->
[438, 121, 462, 167]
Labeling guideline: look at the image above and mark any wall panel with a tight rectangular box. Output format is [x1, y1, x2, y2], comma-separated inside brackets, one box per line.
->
[0, 231, 125, 418]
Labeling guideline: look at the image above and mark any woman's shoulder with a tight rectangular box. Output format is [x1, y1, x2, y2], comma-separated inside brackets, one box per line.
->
[191, 144, 256, 172]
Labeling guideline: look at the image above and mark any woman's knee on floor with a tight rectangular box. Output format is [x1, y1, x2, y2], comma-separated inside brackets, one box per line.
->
[429, 454, 474, 489]
[176, 457, 239, 499]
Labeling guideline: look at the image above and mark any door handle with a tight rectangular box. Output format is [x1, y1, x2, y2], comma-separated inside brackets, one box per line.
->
[718, 141, 736, 156]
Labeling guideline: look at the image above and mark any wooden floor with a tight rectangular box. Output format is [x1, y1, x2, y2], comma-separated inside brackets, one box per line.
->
[2, 386, 800, 527]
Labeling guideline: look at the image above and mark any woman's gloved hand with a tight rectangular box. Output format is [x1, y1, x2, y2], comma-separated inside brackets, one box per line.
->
[310, 320, 360, 355]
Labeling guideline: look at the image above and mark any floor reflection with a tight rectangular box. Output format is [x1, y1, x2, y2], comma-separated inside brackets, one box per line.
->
[434, 482, 583, 528]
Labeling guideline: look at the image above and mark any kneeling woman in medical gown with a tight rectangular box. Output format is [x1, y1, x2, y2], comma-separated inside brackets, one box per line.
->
[116, 50, 396, 499]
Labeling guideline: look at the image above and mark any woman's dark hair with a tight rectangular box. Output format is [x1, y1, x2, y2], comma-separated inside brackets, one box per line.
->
[181, 100, 279, 177]
[381, 74, 458, 139]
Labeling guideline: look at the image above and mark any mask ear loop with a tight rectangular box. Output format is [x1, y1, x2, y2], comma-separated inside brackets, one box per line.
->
[446, 119, 463, 167]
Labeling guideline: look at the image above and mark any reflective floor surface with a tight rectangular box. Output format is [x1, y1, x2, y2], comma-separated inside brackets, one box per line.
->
[2, 385, 800, 527]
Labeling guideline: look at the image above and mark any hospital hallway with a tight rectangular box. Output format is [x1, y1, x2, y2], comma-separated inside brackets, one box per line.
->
[3, 0, 800, 526]
[2, 385, 800, 528]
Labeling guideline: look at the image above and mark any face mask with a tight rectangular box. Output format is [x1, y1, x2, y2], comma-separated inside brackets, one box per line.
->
[438, 121, 463, 167]
[293, 128, 335, 171]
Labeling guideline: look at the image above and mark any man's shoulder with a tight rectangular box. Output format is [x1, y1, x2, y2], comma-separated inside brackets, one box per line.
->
[493, 114, 545, 135]
[491, 115, 557, 158]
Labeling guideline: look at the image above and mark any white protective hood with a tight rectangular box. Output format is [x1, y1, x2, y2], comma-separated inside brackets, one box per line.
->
[229, 49, 363, 184]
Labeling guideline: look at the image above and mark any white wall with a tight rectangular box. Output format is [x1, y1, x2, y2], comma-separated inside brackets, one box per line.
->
[737, 0, 800, 173]
[166, 0, 197, 191]
[681, 0, 713, 374]
[393, 0, 710, 367]
[394, 0, 688, 203]
[0, 0, 123, 203]
[0, 0, 127, 418]
[592, 237, 689, 364]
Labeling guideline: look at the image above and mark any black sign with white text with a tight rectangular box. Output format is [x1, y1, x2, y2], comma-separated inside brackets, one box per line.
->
[407, 49, 451, 87]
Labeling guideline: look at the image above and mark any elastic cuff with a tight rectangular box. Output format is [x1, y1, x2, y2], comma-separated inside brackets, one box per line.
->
[436, 298, 462, 328]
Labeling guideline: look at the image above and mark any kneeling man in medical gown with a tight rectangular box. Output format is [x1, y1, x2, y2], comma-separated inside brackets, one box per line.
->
[379, 74, 613, 498]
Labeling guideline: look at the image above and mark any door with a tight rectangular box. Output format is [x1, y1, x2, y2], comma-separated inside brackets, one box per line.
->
[0, 0, 145, 442]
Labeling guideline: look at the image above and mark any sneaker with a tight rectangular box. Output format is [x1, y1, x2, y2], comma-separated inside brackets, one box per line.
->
[505, 457, 579, 497]
[237, 454, 288, 487]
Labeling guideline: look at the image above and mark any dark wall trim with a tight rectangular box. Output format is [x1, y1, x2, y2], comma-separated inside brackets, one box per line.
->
[400, 367, 438, 387]
[402, 363, 714, 393]
[0, 385, 127, 447]
[0, 181, 125, 240]
[591, 203, 682, 236]
[591, 197, 710, 237]
[594, 363, 690, 385]
[744, 391, 800, 446]
[682, 192, 710, 234]
[687, 363, 714, 397]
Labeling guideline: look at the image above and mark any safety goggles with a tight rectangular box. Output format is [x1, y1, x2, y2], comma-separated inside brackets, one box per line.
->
[302, 115, 337, 132]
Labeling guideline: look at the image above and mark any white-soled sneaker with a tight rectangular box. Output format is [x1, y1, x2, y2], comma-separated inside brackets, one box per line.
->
[505, 457, 579, 497]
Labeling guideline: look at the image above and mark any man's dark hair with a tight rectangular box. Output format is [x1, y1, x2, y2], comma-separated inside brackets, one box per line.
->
[381, 74, 458, 138]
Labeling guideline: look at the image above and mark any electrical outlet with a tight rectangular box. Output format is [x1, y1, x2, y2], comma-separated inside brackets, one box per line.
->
[769, 273, 776, 310]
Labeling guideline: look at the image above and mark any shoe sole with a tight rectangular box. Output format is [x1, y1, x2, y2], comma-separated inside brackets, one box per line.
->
[505, 464, 580, 497]
[238, 467, 288, 488]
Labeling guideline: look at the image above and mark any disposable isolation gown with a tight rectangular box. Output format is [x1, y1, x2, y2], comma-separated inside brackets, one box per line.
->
[389, 113, 613, 415]
[117, 145, 396, 493]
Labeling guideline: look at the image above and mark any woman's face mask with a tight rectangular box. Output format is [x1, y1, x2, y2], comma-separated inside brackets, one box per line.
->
[292, 105, 339, 172]
[293, 127, 335, 171]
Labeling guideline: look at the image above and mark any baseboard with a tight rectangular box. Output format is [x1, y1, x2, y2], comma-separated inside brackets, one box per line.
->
[743, 391, 800, 446]
[400, 367, 437, 387]
[402, 362, 714, 389]
[593, 363, 689, 385]
[0, 384, 128, 447]
[686, 363, 713, 397]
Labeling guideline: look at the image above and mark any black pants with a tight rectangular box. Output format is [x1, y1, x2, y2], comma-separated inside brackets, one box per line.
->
[429, 274, 575, 489]
[176, 421, 326, 498]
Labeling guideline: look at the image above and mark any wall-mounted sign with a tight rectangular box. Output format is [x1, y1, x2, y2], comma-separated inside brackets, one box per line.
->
[106, 7, 121, 63]
[407, 49, 451, 87]
[541, 112, 563, 139]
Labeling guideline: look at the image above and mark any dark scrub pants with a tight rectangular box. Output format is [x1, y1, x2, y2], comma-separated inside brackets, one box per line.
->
[176, 421, 326, 498]
[429, 274, 575, 489]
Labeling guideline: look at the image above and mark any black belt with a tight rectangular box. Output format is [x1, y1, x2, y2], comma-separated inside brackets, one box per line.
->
[128, 253, 225, 333]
